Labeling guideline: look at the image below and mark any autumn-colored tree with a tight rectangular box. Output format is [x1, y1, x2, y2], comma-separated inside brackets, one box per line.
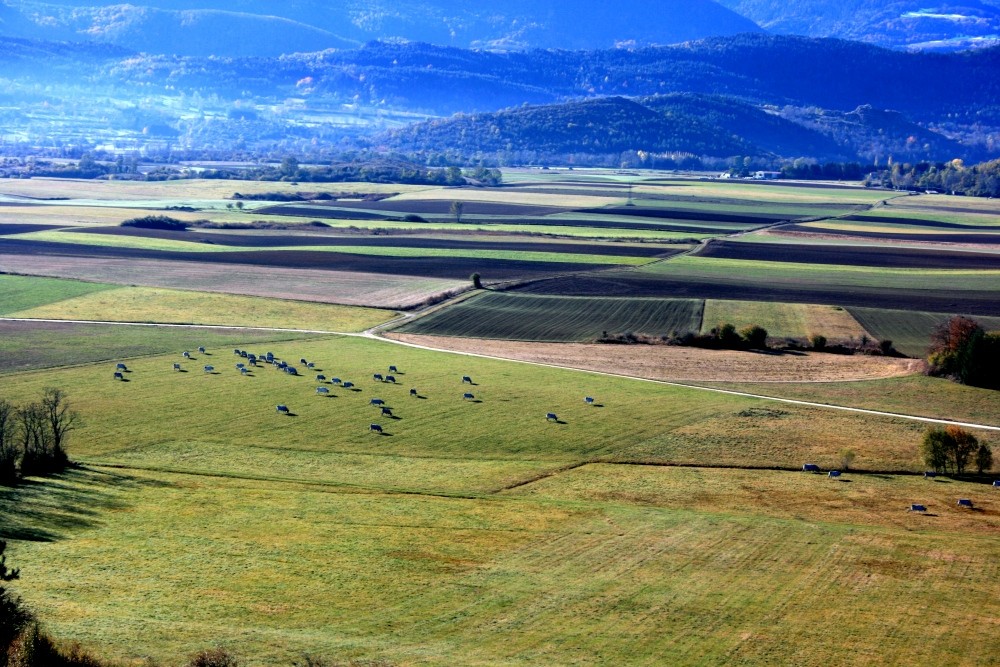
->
[927, 316, 998, 387]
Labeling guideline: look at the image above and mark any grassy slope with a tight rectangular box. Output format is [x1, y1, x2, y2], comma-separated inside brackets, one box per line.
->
[3, 465, 996, 666]
[0, 321, 321, 374]
[398, 292, 704, 341]
[10, 285, 395, 332]
[0, 274, 117, 314]
[849, 307, 1000, 358]
[702, 300, 868, 341]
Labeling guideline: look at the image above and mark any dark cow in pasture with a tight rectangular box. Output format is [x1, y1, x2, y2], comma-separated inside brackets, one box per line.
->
[373, 373, 384, 382]
[116, 363, 127, 371]
[173, 363, 181, 371]
[300, 358, 308, 365]
[331, 378, 342, 385]
[462, 376, 473, 384]
[385, 375, 396, 384]
[317, 387, 330, 395]
[410, 388, 418, 397]
[584, 397, 595, 405]
[381, 407, 393, 417]
[113, 372, 124, 381]
[236, 363, 245, 369]
[910, 504, 928, 512]
[317, 374, 326, 382]
[370, 398, 385, 406]
[802, 463, 820, 472]
[546, 413, 558, 421]
[958, 498, 974, 508]
[240, 368, 249, 375]
[198, 347, 206, 354]
[369, 423, 383, 433]
[389, 365, 399, 373]
[234, 348, 241, 355]
[204, 365, 215, 373]
[463, 393, 475, 400]
[343, 382, 354, 389]
[276, 405, 290, 415]
[183, 351, 191, 358]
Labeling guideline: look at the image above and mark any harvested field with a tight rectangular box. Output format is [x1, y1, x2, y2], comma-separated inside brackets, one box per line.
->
[397, 293, 703, 342]
[0, 237, 608, 281]
[515, 256, 1000, 316]
[10, 285, 394, 332]
[583, 206, 796, 225]
[841, 214, 1000, 230]
[0, 254, 463, 309]
[0, 223, 63, 235]
[848, 307, 1000, 358]
[0, 320, 319, 373]
[701, 300, 869, 342]
[780, 223, 1000, 244]
[76, 226, 673, 257]
[307, 198, 576, 217]
[386, 333, 923, 382]
[699, 239, 1000, 270]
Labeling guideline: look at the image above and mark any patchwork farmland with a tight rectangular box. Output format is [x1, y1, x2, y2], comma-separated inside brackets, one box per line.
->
[2, 171, 999, 666]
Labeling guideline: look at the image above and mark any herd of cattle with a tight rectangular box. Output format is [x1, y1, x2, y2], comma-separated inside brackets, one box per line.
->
[112, 346, 599, 435]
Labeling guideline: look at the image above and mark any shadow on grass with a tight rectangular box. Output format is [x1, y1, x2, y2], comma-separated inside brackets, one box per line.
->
[0, 467, 171, 542]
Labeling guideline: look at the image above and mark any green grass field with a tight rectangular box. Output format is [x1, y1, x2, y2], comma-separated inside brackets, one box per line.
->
[8, 281, 395, 332]
[0, 274, 117, 314]
[397, 292, 704, 341]
[643, 255, 1000, 294]
[10, 230, 654, 266]
[848, 307, 1000, 358]
[702, 300, 868, 342]
[0, 321, 321, 374]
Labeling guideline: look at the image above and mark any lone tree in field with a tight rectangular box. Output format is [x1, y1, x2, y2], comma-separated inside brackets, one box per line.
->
[976, 443, 993, 475]
[921, 426, 980, 475]
[450, 200, 464, 223]
[470, 272, 482, 289]
[838, 448, 857, 472]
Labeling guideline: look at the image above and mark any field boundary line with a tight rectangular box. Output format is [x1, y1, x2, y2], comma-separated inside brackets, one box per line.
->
[372, 333, 1000, 432]
[0, 317, 356, 336]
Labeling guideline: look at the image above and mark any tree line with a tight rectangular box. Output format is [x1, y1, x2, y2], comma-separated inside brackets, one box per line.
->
[0, 389, 76, 487]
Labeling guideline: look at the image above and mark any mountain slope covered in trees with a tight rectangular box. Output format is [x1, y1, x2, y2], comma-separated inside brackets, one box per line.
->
[716, 0, 1000, 50]
[0, 0, 762, 55]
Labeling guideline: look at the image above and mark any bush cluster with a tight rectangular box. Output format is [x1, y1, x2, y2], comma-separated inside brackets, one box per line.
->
[120, 215, 190, 231]
[927, 315, 1000, 388]
[921, 426, 993, 475]
[0, 389, 76, 486]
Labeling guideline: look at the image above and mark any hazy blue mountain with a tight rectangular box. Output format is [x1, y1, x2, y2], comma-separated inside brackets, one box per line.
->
[1, 0, 762, 55]
[716, 0, 1000, 49]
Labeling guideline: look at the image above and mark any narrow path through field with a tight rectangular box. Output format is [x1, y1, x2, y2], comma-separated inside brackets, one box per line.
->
[4, 316, 997, 432]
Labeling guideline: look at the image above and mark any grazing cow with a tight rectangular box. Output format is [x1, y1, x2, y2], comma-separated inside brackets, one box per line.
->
[300, 358, 308, 365]
[317, 374, 326, 382]
[910, 504, 928, 512]
[373, 373, 384, 382]
[802, 463, 820, 472]
[386, 375, 396, 384]
[410, 388, 418, 397]
[286, 367, 298, 376]
[198, 347, 206, 354]
[307, 362, 315, 369]
[546, 412, 558, 421]
[343, 382, 354, 389]
[462, 376, 473, 384]
[249, 359, 258, 367]
[463, 393, 475, 400]
[183, 351, 191, 358]
[584, 397, 595, 405]
[241, 351, 249, 359]
[381, 407, 393, 417]
[236, 363, 245, 369]
[113, 372, 124, 381]
[204, 365, 214, 373]
[331, 378, 342, 385]
[389, 365, 398, 373]
[240, 368, 249, 375]
[276, 405, 290, 415]
[173, 363, 181, 371]
[279, 361, 288, 369]
[924, 471, 937, 478]
[116, 363, 127, 371]
[247, 354, 256, 361]
[317, 387, 330, 395]
[266, 352, 274, 361]
[993, 480, 1000, 488]
[370, 398, 385, 406]
[234, 348, 241, 355]
[958, 498, 974, 508]
[369, 424, 383, 433]
[829, 470, 842, 478]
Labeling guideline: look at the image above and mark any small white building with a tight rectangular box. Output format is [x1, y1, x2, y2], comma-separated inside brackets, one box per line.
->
[753, 171, 782, 180]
